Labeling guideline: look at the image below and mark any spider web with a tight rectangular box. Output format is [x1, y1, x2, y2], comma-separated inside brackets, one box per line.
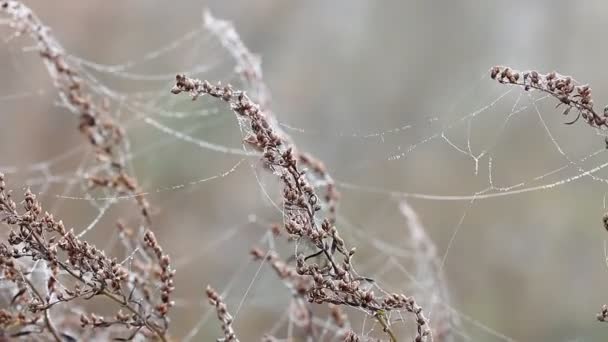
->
[1, 5, 606, 342]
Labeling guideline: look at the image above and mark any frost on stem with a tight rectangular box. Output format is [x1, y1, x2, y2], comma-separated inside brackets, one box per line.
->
[171, 75, 432, 342]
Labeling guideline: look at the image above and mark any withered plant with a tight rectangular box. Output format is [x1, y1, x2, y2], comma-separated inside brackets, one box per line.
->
[0, 1, 476, 341]
[0, 173, 173, 341]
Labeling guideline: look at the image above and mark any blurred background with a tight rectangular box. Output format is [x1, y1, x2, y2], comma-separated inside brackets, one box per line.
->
[2, 1, 608, 340]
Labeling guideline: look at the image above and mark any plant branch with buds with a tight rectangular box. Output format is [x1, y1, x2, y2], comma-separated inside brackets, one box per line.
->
[171, 75, 432, 342]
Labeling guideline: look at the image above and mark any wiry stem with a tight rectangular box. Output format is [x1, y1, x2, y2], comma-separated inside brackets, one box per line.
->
[22, 277, 62, 342]
[375, 310, 398, 342]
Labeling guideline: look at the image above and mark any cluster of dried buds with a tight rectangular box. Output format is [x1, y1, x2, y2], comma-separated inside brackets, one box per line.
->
[298, 152, 340, 219]
[143, 230, 175, 317]
[490, 66, 607, 129]
[251, 248, 312, 296]
[0, 245, 41, 335]
[343, 330, 361, 342]
[1, 0, 150, 222]
[0, 173, 171, 341]
[384, 294, 431, 341]
[172, 75, 431, 341]
[598, 305, 608, 322]
[80, 311, 130, 328]
[252, 245, 352, 339]
[4, 187, 130, 297]
[206, 286, 239, 342]
[0, 309, 38, 333]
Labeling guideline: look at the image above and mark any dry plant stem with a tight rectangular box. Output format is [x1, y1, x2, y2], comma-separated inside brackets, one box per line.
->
[53, 237, 171, 342]
[251, 246, 353, 340]
[100, 287, 168, 342]
[26, 218, 167, 342]
[171, 75, 432, 342]
[60, 259, 169, 342]
[0, 0, 151, 223]
[490, 65, 605, 129]
[204, 10, 340, 221]
[2, 2, 174, 334]
[206, 285, 240, 342]
[492, 66, 608, 326]
[375, 310, 398, 342]
[0, 173, 170, 341]
[22, 277, 61, 342]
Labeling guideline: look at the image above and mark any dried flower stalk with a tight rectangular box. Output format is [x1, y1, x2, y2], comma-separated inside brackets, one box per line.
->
[0, 173, 172, 341]
[206, 285, 240, 342]
[171, 75, 431, 341]
[0, 0, 150, 222]
[252, 245, 354, 340]
[490, 65, 604, 128]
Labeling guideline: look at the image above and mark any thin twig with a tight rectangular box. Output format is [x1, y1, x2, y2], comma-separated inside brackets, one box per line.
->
[22, 277, 61, 342]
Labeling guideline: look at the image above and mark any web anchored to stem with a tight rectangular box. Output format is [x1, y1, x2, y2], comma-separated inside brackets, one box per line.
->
[491, 65, 608, 324]
[171, 75, 432, 342]
[7, 0, 608, 340]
